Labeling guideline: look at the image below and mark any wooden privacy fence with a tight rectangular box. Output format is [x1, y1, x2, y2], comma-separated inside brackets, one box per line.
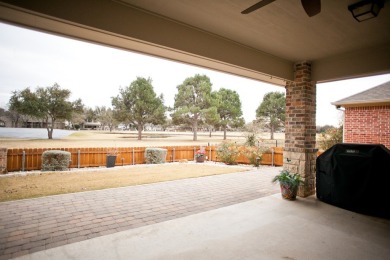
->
[6, 146, 284, 172]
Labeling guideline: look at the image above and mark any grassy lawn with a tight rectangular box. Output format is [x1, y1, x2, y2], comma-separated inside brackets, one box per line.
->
[0, 163, 250, 202]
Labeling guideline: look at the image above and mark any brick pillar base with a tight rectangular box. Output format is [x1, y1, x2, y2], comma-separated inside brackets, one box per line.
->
[284, 148, 317, 197]
[284, 61, 317, 197]
[0, 148, 7, 174]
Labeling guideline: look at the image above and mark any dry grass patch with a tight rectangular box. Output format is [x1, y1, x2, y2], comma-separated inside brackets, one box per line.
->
[0, 163, 250, 202]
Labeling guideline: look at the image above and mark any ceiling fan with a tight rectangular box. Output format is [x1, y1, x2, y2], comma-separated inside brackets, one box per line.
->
[241, 0, 321, 17]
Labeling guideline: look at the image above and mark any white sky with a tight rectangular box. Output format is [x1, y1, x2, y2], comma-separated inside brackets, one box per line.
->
[0, 22, 389, 126]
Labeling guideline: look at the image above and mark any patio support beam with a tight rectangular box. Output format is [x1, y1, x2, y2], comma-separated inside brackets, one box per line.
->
[284, 61, 317, 197]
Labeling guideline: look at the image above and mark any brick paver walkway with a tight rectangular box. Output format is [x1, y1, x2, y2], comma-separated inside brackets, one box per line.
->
[0, 167, 280, 259]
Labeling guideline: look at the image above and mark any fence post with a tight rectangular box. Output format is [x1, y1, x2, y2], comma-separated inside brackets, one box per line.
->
[0, 148, 7, 174]
[173, 148, 175, 162]
[132, 148, 135, 165]
[193, 147, 196, 161]
[271, 148, 274, 167]
[77, 150, 80, 168]
[22, 150, 25, 172]
[209, 146, 212, 162]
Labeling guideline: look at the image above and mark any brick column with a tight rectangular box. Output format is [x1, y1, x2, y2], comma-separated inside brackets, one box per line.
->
[0, 148, 7, 174]
[284, 61, 317, 197]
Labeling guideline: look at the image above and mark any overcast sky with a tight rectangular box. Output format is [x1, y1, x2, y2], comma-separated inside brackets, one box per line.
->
[0, 22, 389, 126]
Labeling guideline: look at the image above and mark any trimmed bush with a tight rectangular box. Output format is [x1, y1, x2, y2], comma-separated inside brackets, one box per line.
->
[42, 150, 71, 171]
[145, 148, 167, 164]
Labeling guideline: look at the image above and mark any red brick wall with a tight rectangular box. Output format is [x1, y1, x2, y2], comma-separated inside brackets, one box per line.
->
[285, 62, 317, 151]
[344, 105, 390, 149]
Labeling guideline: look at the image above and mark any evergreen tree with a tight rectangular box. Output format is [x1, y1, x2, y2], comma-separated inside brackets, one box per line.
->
[256, 91, 285, 140]
[172, 74, 213, 141]
[212, 88, 244, 140]
[111, 77, 166, 140]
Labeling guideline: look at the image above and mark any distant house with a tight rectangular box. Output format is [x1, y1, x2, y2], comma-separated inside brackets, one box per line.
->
[332, 81, 390, 149]
[144, 123, 163, 131]
[24, 120, 65, 129]
[81, 122, 101, 130]
[0, 115, 65, 129]
[0, 116, 12, 127]
[0, 112, 19, 127]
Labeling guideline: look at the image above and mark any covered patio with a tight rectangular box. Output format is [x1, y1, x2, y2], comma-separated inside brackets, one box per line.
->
[0, 1, 389, 259]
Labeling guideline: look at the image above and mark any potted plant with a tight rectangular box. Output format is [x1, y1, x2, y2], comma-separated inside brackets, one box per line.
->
[272, 170, 303, 200]
[106, 148, 119, 168]
[195, 149, 206, 163]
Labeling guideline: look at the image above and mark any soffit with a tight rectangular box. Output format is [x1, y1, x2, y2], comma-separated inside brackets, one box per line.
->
[119, 0, 390, 62]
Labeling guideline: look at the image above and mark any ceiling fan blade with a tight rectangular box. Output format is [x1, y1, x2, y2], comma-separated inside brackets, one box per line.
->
[241, 0, 276, 14]
[301, 0, 321, 17]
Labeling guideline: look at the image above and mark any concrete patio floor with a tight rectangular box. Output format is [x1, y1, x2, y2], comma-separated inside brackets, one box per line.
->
[15, 194, 390, 260]
[2, 165, 389, 260]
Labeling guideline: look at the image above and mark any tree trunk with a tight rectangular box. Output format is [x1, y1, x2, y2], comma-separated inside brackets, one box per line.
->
[47, 118, 53, 139]
[48, 127, 54, 139]
[223, 126, 227, 140]
[137, 124, 142, 140]
[209, 128, 212, 138]
[193, 116, 198, 141]
[270, 125, 274, 140]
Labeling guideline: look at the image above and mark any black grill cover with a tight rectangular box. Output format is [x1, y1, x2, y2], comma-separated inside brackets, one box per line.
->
[316, 143, 390, 219]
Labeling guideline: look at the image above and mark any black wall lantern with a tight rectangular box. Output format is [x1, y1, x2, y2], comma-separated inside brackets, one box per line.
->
[348, 0, 384, 22]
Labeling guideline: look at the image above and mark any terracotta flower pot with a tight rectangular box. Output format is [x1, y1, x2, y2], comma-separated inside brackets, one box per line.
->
[280, 183, 298, 200]
[196, 156, 205, 163]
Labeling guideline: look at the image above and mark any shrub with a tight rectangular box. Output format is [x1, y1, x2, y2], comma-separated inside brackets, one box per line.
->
[243, 121, 264, 146]
[145, 148, 167, 164]
[216, 141, 240, 165]
[245, 133, 257, 146]
[318, 125, 343, 151]
[242, 146, 267, 167]
[42, 150, 71, 171]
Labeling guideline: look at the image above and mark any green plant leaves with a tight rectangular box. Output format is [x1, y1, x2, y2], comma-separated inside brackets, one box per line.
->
[272, 170, 303, 188]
